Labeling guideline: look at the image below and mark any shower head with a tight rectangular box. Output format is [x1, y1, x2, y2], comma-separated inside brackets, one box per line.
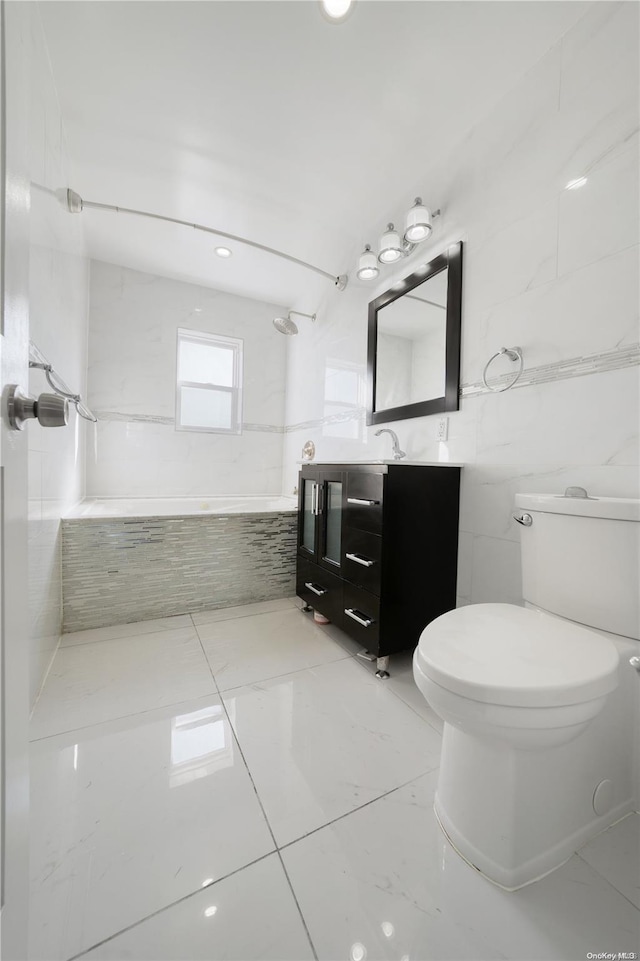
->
[272, 310, 316, 335]
[273, 315, 299, 335]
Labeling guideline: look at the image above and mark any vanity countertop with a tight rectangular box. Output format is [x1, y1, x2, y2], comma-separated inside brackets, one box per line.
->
[296, 460, 463, 467]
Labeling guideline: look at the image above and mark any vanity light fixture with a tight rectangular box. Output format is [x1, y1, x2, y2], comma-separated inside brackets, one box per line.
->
[214, 246, 232, 258]
[358, 198, 440, 280]
[356, 244, 379, 280]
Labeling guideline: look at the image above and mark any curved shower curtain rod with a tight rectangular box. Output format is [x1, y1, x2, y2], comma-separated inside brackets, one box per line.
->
[65, 189, 349, 291]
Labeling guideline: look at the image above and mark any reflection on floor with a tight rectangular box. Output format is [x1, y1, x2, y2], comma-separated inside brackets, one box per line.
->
[29, 598, 640, 960]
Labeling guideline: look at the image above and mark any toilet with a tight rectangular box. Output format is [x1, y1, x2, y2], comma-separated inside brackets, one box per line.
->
[413, 492, 640, 890]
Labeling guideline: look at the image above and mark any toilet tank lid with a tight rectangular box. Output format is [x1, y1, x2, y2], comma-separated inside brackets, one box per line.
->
[516, 493, 640, 521]
[416, 604, 619, 707]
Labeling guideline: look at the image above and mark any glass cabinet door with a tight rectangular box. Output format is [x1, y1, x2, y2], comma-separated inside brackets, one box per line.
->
[320, 475, 343, 570]
[299, 477, 317, 556]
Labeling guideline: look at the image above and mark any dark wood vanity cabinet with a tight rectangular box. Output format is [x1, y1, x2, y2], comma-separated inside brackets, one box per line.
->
[296, 463, 461, 671]
[296, 468, 345, 621]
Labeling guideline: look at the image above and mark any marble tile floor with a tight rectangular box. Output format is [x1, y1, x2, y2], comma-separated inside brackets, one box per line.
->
[29, 598, 639, 960]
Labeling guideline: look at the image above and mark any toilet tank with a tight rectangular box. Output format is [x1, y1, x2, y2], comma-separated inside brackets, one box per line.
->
[515, 494, 640, 640]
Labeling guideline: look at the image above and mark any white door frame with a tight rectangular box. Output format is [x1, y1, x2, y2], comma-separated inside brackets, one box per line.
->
[1, 2, 31, 956]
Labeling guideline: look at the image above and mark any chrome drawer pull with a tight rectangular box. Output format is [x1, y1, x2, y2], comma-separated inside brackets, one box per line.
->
[344, 608, 375, 628]
[345, 552, 375, 568]
[347, 497, 379, 506]
[305, 582, 327, 596]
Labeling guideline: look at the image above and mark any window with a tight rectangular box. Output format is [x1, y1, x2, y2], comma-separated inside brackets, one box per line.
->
[176, 328, 243, 433]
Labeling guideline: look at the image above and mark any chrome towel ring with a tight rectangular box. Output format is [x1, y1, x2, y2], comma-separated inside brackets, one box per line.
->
[482, 346, 524, 393]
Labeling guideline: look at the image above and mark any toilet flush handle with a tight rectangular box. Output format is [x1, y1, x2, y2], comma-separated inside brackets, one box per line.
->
[512, 512, 533, 527]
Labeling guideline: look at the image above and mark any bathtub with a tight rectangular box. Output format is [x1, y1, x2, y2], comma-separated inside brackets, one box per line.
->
[64, 495, 298, 519]
[62, 496, 299, 632]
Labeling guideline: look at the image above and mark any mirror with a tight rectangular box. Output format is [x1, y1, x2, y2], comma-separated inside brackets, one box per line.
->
[366, 242, 462, 425]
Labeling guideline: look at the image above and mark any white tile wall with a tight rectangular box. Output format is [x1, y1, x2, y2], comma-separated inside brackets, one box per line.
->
[28, 7, 89, 707]
[282, 0, 640, 607]
[86, 262, 288, 497]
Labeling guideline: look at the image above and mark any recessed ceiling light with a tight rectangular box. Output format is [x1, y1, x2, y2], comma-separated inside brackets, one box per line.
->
[320, 0, 354, 23]
[214, 246, 232, 258]
[565, 177, 588, 190]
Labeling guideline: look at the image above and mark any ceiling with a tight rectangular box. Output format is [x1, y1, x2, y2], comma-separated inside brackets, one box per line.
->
[39, 0, 589, 311]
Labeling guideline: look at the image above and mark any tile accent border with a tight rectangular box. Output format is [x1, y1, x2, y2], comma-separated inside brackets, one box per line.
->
[62, 510, 297, 632]
[93, 344, 639, 436]
[461, 343, 640, 397]
[95, 411, 286, 432]
[285, 408, 366, 434]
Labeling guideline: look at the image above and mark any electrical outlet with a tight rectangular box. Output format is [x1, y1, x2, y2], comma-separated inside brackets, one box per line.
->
[436, 416, 449, 441]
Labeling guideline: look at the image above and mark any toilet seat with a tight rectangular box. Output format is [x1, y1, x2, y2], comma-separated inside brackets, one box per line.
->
[416, 603, 619, 708]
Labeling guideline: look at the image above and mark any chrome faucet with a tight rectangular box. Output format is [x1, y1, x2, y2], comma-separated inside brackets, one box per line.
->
[374, 428, 406, 460]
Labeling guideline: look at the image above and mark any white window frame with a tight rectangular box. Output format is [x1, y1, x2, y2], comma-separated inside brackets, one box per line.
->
[176, 327, 243, 434]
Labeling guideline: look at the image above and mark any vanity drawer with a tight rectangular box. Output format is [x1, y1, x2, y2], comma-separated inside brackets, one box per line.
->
[345, 471, 384, 534]
[342, 528, 382, 595]
[296, 557, 343, 624]
[342, 583, 380, 651]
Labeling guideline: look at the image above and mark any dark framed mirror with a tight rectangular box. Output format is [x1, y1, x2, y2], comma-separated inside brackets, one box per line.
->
[366, 241, 462, 425]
